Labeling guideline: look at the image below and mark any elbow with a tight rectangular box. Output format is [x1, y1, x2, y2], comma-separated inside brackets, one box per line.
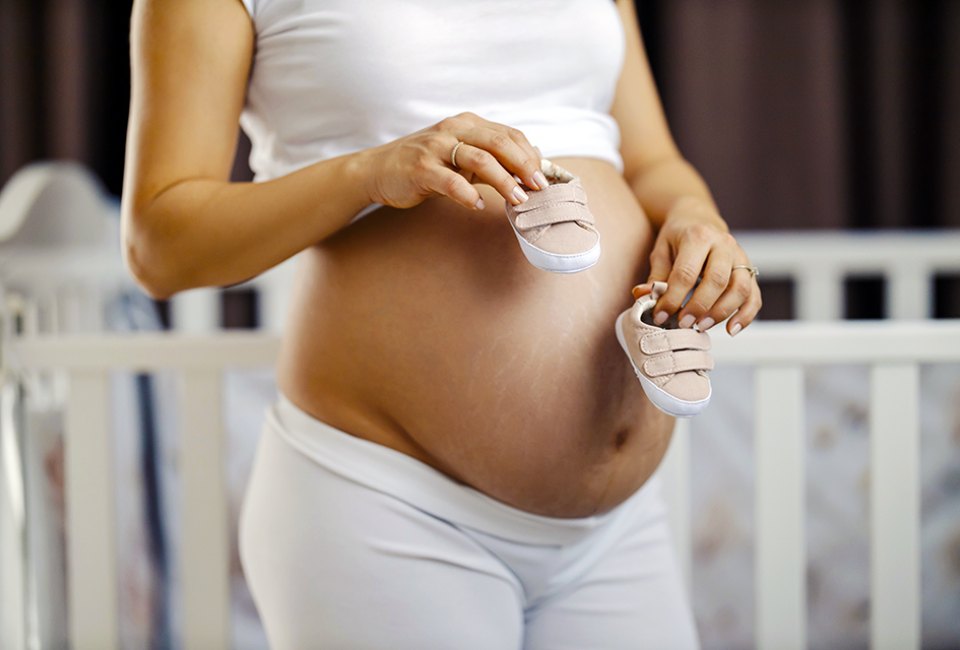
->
[121, 206, 189, 301]
[124, 239, 176, 301]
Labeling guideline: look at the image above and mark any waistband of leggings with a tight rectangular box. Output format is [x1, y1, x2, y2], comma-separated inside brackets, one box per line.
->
[268, 391, 658, 546]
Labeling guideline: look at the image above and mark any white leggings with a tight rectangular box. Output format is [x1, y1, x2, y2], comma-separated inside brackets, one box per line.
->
[239, 394, 700, 649]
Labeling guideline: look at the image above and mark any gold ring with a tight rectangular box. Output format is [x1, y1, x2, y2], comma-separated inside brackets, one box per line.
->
[450, 140, 464, 169]
[732, 265, 759, 279]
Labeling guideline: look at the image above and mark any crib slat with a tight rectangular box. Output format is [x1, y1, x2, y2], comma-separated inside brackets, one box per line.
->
[659, 418, 692, 594]
[796, 268, 842, 320]
[180, 370, 229, 650]
[755, 366, 806, 650]
[65, 369, 118, 650]
[870, 364, 920, 650]
[0, 382, 27, 650]
[172, 288, 220, 333]
[887, 266, 930, 320]
[255, 259, 297, 333]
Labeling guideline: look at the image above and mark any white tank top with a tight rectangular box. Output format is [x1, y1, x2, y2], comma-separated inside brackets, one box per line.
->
[238, 0, 626, 185]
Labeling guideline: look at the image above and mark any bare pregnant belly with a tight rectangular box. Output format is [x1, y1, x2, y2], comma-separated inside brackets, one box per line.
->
[276, 157, 675, 517]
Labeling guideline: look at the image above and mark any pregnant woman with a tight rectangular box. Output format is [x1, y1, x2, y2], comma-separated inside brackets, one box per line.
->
[122, 0, 761, 647]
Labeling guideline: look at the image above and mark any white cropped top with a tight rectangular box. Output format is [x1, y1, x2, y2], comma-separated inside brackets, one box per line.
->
[238, 0, 626, 185]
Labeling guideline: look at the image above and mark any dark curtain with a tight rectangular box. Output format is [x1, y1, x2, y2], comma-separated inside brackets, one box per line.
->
[0, 0, 131, 196]
[647, 0, 959, 232]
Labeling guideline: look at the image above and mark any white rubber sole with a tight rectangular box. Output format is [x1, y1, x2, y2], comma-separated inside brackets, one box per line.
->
[615, 311, 711, 418]
[509, 221, 601, 274]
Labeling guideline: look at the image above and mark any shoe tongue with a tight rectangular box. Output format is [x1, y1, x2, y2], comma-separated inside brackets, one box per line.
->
[632, 297, 664, 327]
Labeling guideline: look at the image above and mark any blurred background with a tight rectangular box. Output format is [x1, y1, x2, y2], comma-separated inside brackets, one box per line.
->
[1, 1, 958, 649]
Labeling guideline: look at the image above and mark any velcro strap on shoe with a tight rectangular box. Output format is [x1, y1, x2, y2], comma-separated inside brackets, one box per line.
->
[643, 350, 714, 378]
[514, 203, 594, 229]
[640, 330, 711, 355]
[511, 183, 593, 229]
[513, 183, 588, 213]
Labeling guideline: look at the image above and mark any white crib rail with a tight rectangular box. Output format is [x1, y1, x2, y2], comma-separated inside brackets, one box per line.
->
[737, 231, 960, 320]
[8, 321, 960, 650]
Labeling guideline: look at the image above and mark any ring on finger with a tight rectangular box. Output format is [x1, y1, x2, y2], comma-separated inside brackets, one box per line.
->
[732, 264, 760, 279]
[450, 140, 465, 170]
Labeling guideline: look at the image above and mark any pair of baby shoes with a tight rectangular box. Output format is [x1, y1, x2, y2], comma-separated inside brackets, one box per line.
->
[615, 281, 714, 417]
[504, 159, 600, 274]
[504, 166, 714, 417]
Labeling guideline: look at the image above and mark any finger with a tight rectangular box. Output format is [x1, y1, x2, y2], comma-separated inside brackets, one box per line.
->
[727, 281, 762, 336]
[646, 238, 673, 284]
[426, 166, 484, 211]
[452, 143, 529, 206]
[465, 126, 543, 191]
[698, 268, 755, 332]
[504, 127, 548, 190]
[679, 247, 733, 329]
[655, 244, 709, 327]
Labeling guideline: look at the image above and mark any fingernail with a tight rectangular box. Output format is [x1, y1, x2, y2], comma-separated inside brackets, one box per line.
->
[730, 322, 742, 337]
[679, 314, 695, 329]
[475, 197, 485, 210]
[512, 186, 529, 203]
[533, 171, 549, 190]
[697, 317, 715, 331]
[654, 311, 668, 326]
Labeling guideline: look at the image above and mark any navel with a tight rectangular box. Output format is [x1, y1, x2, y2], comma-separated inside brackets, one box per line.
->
[613, 428, 630, 450]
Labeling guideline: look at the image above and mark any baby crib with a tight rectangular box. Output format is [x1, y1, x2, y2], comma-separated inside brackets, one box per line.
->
[1, 163, 958, 650]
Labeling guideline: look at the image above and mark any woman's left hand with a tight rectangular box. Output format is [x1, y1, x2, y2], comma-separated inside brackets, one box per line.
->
[634, 197, 762, 337]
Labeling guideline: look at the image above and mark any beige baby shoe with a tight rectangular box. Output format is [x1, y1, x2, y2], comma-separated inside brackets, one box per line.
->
[504, 159, 600, 273]
[615, 281, 714, 417]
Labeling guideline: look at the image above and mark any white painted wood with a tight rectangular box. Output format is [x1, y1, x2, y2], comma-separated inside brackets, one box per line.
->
[755, 366, 806, 650]
[887, 264, 930, 320]
[12, 333, 280, 370]
[658, 418, 692, 594]
[179, 370, 230, 650]
[0, 381, 26, 650]
[10, 323, 960, 373]
[797, 267, 843, 321]
[0, 250, 125, 286]
[870, 364, 920, 650]
[64, 369, 118, 650]
[255, 277, 286, 333]
[736, 231, 960, 277]
[171, 289, 220, 333]
[709, 321, 960, 364]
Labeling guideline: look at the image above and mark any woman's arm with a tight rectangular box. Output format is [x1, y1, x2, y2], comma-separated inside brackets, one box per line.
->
[123, 0, 543, 300]
[610, 1, 718, 229]
[610, 0, 761, 335]
[122, 0, 371, 299]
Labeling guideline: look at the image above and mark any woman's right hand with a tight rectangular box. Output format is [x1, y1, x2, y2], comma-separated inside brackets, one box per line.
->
[358, 112, 549, 212]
